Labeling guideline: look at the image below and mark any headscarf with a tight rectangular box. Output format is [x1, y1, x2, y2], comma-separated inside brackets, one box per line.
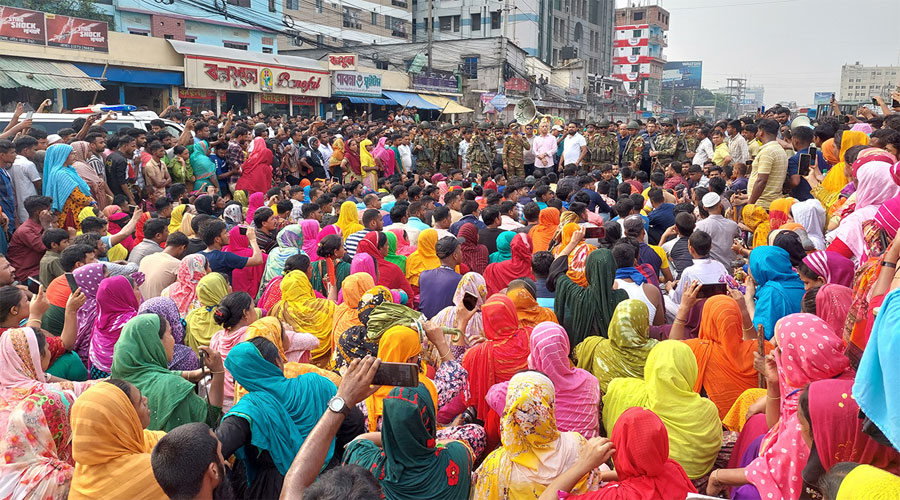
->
[68, 382, 167, 500]
[791, 199, 827, 250]
[744, 313, 852, 500]
[406, 228, 440, 287]
[742, 204, 770, 249]
[822, 138, 839, 165]
[749, 246, 806, 340]
[168, 204, 187, 235]
[331, 273, 376, 347]
[802, 250, 854, 287]
[528, 322, 599, 437]
[855, 288, 900, 452]
[184, 272, 229, 352]
[838, 465, 900, 500]
[193, 195, 215, 217]
[70, 140, 103, 191]
[139, 297, 200, 371]
[235, 137, 273, 194]
[189, 141, 216, 190]
[768, 197, 796, 231]
[372, 136, 396, 177]
[0, 327, 91, 395]
[350, 253, 377, 284]
[822, 130, 869, 193]
[258, 224, 303, 296]
[383, 231, 407, 272]
[245, 192, 265, 224]
[365, 326, 438, 431]
[684, 295, 773, 418]
[484, 233, 535, 296]
[813, 283, 852, 335]
[300, 219, 320, 259]
[462, 295, 532, 424]
[329, 137, 344, 167]
[529, 208, 560, 253]
[270, 270, 335, 365]
[555, 248, 628, 346]
[574, 299, 657, 393]
[42, 143, 93, 212]
[343, 383, 472, 500]
[344, 140, 362, 175]
[357, 231, 414, 298]
[73, 262, 106, 365]
[334, 286, 392, 369]
[578, 408, 697, 500]
[226, 225, 267, 297]
[226, 341, 337, 478]
[388, 228, 415, 256]
[489, 231, 516, 263]
[553, 222, 579, 259]
[429, 272, 488, 342]
[336, 201, 363, 241]
[359, 138, 375, 168]
[110, 314, 204, 431]
[89, 275, 139, 373]
[551, 210, 579, 248]
[834, 158, 900, 260]
[473, 371, 592, 500]
[564, 236, 595, 287]
[602, 340, 721, 479]
[162, 253, 207, 317]
[507, 279, 557, 327]
[223, 203, 243, 227]
[458, 223, 489, 274]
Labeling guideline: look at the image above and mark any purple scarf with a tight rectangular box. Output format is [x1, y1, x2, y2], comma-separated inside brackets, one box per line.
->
[74, 263, 106, 368]
[139, 297, 200, 371]
[89, 276, 139, 372]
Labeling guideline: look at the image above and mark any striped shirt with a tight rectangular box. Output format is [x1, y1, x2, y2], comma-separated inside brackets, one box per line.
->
[344, 229, 371, 259]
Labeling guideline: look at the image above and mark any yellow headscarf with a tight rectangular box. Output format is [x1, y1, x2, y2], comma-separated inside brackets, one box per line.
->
[168, 204, 186, 235]
[602, 340, 721, 479]
[331, 272, 376, 349]
[330, 137, 345, 167]
[69, 382, 167, 500]
[742, 204, 770, 249]
[184, 272, 230, 352]
[360, 138, 375, 167]
[336, 201, 364, 241]
[78, 206, 96, 223]
[269, 270, 335, 366]
[179, 211, 195, 237]
[837, 464, 900, 500]
[823, 130, 869, 193]
[405, 228, 440, 286]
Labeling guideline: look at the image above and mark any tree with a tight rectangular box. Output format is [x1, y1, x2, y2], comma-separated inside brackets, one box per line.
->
[0, 0, 115, 30]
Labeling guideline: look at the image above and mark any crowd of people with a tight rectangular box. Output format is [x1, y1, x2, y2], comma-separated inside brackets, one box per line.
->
[0, 99, 899, 500]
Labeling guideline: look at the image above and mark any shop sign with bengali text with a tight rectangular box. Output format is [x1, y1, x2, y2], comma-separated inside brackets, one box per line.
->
[412, 70, 458, 93]
[505, 77, 530, 92]
[333, 71, 382, 97]
[45, 13, 108, 52]
[178, 88, 217, 100]
[261, 93, 289, 105]
[183, 56, 330, 97]
[292, 96, 315, 106]
[0, 6, 45, 45]
[328, 53, 356, 71]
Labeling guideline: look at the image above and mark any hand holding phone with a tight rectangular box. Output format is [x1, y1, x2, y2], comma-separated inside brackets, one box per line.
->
[696, 283, 728, 299]
[65, 272, 79, 293]
[462, 292, 478, 311]
[798, 153, 811, 177]
[25, 277, 41, 295]
[371, 362, 419, 387]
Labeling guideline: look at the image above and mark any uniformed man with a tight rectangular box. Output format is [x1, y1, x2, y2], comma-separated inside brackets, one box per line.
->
[588, 118, 619, 167]
[676, 116, 700, 163]
[466, 122, 493, 175]
[650, 117, 678, 168]
[437, 123, 459, 171]
[621, 121, 645, 168]
[502, 121, 530, 178]
[413, 121, 437, 173]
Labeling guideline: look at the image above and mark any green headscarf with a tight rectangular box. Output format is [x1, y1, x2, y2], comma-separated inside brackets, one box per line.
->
[554, 248, 628, 348]
[343, 383, 473, 500]
[384, 231, 407, 274]
[366, 302, 426, 341]
[257, 224, 304, 300]
[185, 272, 230, 352]
[226, 341, 337, 481]
[110, 314, 207, 431]
[574, 299, 658, 393]
[488, 231, 516, 263]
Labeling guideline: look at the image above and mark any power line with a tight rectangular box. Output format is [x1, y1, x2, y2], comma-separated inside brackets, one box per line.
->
[666, 0, 800, 9]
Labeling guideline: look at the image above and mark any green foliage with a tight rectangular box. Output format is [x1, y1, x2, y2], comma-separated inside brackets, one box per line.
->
[0, 0, 115, 30]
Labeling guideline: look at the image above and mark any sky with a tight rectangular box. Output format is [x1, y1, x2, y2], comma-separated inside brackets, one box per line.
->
[616, 0, 900, 106]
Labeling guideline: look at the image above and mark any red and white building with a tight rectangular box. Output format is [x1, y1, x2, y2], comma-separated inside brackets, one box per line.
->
[612, 3, 669, 113]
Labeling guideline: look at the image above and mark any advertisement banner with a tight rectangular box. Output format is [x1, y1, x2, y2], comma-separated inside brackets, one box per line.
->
[662, 61, 702, 89]
[333, 71, 382, 97]
[813, 92, 833, 105]
[0, 6, 45, 45]
[183, 56, 330, 97]
[412, 70, 458, 93]
[505, 77, 530, 92]
[45, 13, 108, 52]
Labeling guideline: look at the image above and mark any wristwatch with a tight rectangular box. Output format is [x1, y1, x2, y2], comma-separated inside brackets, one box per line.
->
[327, 396, 351, 416]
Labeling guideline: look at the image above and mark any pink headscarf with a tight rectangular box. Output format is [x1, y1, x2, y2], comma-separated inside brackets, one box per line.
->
[815, 284, 853, 335]
[209, 325, 249, 406]
[833, 160, 900, 260]
[801, 251, 854, 287]
[388, 228, 416, 256]
[227, 225, 267, 297]
[851, 122, 873, 135]
[875, 194, 900, 238]
[166, 253, 208, 317]
[89, 276, 139, 373]
[316, 224, 342, 246]
[372, 137, 395, 177]
[437, 181, 450, 204]
[745, 313, 853, 500]
[300, 220, 320, 260]
[245, 192, 266, 224]
[527, 321, 600, 438]
[350, 253, 377, 283]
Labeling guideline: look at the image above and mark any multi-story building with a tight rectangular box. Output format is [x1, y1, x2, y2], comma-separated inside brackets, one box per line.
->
[409, 0, 614, 74]
[612, 0, 668, 112]
[840, 61, 899, 102]
[279, 0, 412, 50]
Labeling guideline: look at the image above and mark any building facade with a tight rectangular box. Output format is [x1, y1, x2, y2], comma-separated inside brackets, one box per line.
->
[612, 1, 668, 112]
[840, 61, 899, 102]
[279, 0, 411, 50]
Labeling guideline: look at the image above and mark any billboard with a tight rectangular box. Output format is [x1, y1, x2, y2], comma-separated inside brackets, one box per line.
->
[662, 61, 702, 89]
[0, 6, 45, 45]
[45, 13, 108, 52]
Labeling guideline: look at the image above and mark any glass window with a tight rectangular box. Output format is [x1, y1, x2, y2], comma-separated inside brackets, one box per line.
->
[462, 56, 478, 78]
[471, 13, 481, 31]
[453, 15, 460, 32]
[491, 10, 501, 29]
[633, 10, 643, 20]
[439, 16, 452, 31]
[343, 8, 361, 28]
[632, 29, 641, 37]
[372, 12, 378, 24]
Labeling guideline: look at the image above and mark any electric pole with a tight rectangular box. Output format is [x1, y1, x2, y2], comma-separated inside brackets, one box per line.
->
[499, 0, 509, 93]
[427, 0, 433, 71]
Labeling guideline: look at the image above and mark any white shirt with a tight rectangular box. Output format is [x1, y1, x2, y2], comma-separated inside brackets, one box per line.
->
[10, 156, 41, 226]
[693, 137, 714, 166]
[727, 134, 750, 165]
[671, 258, 728, 304]
[499, 214, 524, 231]
[562, 132, 587, 166]
[318, 143, 333, 166]
[398, 144, 413, 172]
[458, 140, 469, 171]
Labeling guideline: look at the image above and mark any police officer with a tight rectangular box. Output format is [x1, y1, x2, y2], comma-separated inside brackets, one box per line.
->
[414, 121, 437, 173]
[437, 123, 459, 172]
[651, 117, 678, 167]
[676, 116, 700, 163]
[503, 121, 530, 178]
[466, 122, 493, 175]
[621, 120, 645, 169]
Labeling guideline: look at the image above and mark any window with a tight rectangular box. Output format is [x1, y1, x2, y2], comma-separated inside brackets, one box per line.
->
[226, 0, 250, 6]
[631, 47, 640, 55]
[491, 10, 501, 29]
[128, 28, 149, 35]
[185, 36, 196, 42]
[224, 41, 248, 50]
[163, 34, 174, 39]
[391, 0, 408, 7]
[387, 16, 407, 37]
[372, 12, 378, 24]
[286, 0, 297, 8]
[453, 15, 460, 32]
[632, 29, 641, 37]
[471, 13, 480, 31]
[376, 61, 389, 70]
[316, 34, 324, 45]
[462, 56, 478, 78]
[343, 7, 361, 28]
[269, 0, 275, 12]
[631, 65, 639, 72]
[315, 0, 322, 12]
[439, 16, 452, 32]
[262, 47, 273, 53]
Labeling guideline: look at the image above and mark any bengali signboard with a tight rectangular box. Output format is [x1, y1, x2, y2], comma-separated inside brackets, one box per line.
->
[0, 6, 45, 45]
[182, 56, 330, 97]
[662, 61, 702, 89]
[45, 13, 108, 52]
[327, 53, 356, 71]
[332, 71, 382, 97]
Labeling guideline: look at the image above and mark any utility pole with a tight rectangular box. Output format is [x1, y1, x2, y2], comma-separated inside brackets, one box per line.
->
[427, 0, 433, 71]
[499, 0, 509, 93]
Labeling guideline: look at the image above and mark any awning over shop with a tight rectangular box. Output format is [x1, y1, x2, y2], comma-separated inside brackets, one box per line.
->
[346, 96, 397, 105]
[419, 94, 473, 114]
[0, 57, 104, 91]
[382, 90, 441, 110]
[74, 63, 184, 86]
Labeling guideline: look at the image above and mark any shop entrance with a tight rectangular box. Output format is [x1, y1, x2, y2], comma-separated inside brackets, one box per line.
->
[224, 92, 250, 115]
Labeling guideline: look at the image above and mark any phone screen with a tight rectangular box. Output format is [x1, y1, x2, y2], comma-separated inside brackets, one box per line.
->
[872, 98, 879, 106]
[808, 145, 817, 167]
[25, 111, 33, 120]
[893, 98, 900, 108]
[371, 362, 419, 387]
[462, 292, 478, 311]
[26, 277, 41, 295]
[584, 225, 606, 240]
[696, 283, 728, 299]
[64, 273, 78, 293]
[239, 226, 248, 236]
[798, 153, 811, 177]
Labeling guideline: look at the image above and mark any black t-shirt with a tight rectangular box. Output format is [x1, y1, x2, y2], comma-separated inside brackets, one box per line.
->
[479, 227, 505, 254]
[105, 151, 130, 196]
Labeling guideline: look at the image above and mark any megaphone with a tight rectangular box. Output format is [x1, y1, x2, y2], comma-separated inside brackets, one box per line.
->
[514, 98, 552, 126]
[790, 115, 813, 130]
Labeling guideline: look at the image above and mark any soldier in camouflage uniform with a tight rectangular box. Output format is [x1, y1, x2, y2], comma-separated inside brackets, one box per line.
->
[502, 121, 530, 178]
[414, 121, 438, 173]
[650, 117, 678, 169]
[466, 122, 493, 175]
[676, 116, 700, 163]
[588, 118, 619, 167]
[437, 123, 459, 172]
[620, 121, 645, 168]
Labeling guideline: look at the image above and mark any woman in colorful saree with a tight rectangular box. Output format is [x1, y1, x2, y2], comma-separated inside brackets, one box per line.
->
[269, 270, 336, 367]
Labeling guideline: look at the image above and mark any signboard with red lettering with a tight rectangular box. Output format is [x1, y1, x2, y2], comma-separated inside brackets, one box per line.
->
[0, 6, 45, 45]
[327, 53, 356, 71]
[45, 13, 108, 52]
[182, 55, 329, 98]
[179, 88, 217, 100]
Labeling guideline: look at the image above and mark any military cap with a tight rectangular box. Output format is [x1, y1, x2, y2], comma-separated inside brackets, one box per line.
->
[478, 122, 492, 130]
[419, 121, 431, 129]
[659, 117, 673, 126]
[598, 119, 611, 127]
[626, 120, 640, 130]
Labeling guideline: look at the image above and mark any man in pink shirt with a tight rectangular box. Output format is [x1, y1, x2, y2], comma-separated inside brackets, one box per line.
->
[531, 121, 557, 177]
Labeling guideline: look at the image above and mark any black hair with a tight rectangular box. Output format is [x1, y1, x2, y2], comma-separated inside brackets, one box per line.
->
[13, 135, 38, 153]
[708, 176, 726, 195]
[688, 230, 712, 257]
[0, 285, 24, 322]
[60, 244, 94, 272]
[284, 252, 311, 274]
[532, 251, 554, 278]
[275, 199, 293, 215]
[843, 145, 868, 167]
[648, 187, 664, 204]
[166, 231, 190, 248]
[480, 205, 500, 225]
[302, 203, 321, 219]
[143, 218, 168, 241]
[191, 214, 215, 235]
[798, 384, 811, 435]
[650, 171, 666, 187]
[201, 219, 227, 246]
[613, 198, 634, 218]
[801, 285, 821, 314]
[41, 228, 69, 250]
[316, 234, 343, 259]
[104, 378, 135, 399]
[73, 232, 101, 251]
[151, 422, 220, 500]
[302, 464, 382, 500]
[674, 211, 695, 237]
[568, 200, 588, 217]
[214, 292, 253, 329]
[818, 462, 860, 500]
[80, 216, 107, 234]
[523, 202, 540, 222]
[253, 207, 274, 229]
[154, 197, 172, 212]
[389, 203, 408, 223]
[758, 119, 780, 136]
[773, 230, 805, 268]
[362, 208, 381, 227]
[248, 336, 281, 366]
[611, 241, 638, 268]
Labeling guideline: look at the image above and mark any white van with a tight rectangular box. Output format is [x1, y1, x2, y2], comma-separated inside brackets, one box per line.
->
[0, 110, 183, 137]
